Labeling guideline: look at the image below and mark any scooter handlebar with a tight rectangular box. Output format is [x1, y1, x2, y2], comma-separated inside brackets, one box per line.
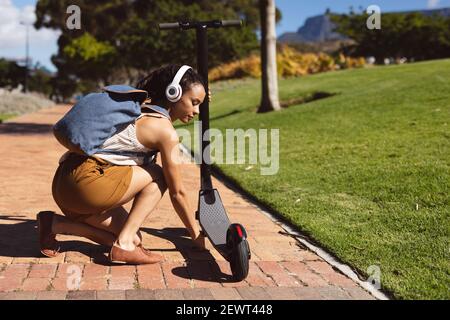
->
[221, 20, 243, 27]
[158, 22, 180, 30]
[158, 20, 243, 30]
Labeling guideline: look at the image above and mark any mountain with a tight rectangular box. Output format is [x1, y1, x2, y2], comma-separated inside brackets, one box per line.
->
[279, 7, 450, 44]
[278, 14, 346, 43]
[418, 7, 450, 17]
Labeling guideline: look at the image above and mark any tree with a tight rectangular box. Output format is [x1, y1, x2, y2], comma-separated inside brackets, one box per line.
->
[34, 0, 265, 98]
[28, 64, 53, 96]
[258, 0, 280, 113]
[331, 11, 450, 63]
[0, 59, 26, 89]
[62, 33, 117, 85]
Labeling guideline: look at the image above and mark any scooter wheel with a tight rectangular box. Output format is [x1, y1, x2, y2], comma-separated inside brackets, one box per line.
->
[230, 239, 250, 281]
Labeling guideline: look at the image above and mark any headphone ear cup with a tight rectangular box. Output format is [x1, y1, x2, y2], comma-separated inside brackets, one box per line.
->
[166, 84, 182, 102]
[166, 65, 191, 103]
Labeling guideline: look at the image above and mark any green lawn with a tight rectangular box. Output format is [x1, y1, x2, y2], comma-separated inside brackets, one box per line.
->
[176, 59, 450, 299]
[0, 114, 15, 122]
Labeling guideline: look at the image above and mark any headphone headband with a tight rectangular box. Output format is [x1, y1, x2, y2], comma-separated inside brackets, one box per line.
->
[172, 65, 192, 87]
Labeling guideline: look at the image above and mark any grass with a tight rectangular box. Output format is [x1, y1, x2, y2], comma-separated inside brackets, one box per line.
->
[0, 114, 16, 123]
[176, 59, 450, 299]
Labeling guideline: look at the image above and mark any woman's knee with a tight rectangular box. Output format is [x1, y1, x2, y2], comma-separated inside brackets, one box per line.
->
[141, 177, 167, 195]
[118, 164, 167, 205]
[142, 164, 167, 193]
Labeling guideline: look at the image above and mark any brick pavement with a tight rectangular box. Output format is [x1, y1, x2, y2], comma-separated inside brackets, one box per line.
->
[0, 105, 375, 300]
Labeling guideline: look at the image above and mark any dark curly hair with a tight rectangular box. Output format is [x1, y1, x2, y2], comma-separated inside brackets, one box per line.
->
[136, 64, 206, 108]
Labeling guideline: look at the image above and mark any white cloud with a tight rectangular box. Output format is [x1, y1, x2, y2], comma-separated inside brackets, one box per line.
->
[0, 0, 60, 56]
[427, 0, 441, 8]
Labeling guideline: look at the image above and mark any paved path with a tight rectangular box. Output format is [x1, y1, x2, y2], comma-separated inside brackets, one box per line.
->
[0, 105, 374, 300]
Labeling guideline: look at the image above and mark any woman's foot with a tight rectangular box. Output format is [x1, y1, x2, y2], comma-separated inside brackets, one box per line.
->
[37, 211, 60, 258]
[137, 244, 165, 258]
[109, 241, 163, 265]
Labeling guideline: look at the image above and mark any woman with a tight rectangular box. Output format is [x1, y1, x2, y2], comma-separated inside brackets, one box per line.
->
[38, 64, 208, 265]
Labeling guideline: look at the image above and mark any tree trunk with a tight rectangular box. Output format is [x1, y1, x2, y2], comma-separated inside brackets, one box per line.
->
[258, 0, 281, 113]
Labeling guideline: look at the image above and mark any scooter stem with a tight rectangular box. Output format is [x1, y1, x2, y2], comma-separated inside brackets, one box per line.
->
[158, 20, 243, 191]
[197, 26, 214, 191]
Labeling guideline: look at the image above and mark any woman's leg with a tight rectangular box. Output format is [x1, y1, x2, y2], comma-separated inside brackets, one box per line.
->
[51, 206, 142, 247]
[82, 206, 143, 245]
[52, 164, 167, 250]
[52, 214, 116, 247]
[114, 165, 167, 251]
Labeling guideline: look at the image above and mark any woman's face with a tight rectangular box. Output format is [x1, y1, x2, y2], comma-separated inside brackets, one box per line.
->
[171, 83, 206, 123]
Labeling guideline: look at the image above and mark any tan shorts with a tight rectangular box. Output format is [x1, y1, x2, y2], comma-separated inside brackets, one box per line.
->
[52, 153, 133, 222]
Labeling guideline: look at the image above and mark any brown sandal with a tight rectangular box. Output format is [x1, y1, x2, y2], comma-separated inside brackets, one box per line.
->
[37, 211, 60, 258]
[109, 242, 163, 265]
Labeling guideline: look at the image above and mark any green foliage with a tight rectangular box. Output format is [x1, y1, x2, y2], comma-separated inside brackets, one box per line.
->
[331, 12, 450, 63]
[209, 46, 366, 81]
[0, 114, 15, 123]
[62, 33, 117, 82]
[64, 33, 116, 61]
[0, 59, 54, 96]
[129, 0, 261, 68]
[0, 59, 26, 88]
[34, 0, 270, 99]
[49, 75, 78, 102]
[28, 68, 53, 96]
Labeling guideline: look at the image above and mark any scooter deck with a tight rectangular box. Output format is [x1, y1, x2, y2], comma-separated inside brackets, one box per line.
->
[198, 189, 230, 249]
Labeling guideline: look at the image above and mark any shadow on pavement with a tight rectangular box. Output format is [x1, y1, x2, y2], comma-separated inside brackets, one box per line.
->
[0, 215, 106, 260]
[0, 215, 41, 258]
[0, 215, 239, 284]
[142, 227, 237, 284]
[0, 123, 54, 135]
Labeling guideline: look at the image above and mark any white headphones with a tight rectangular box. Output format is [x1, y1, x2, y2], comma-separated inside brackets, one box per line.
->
[165, 65, 192, 103]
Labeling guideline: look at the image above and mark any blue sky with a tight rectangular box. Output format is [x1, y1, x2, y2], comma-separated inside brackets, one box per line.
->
[1, 0, 450, 71]
[277, 0, 450, 33]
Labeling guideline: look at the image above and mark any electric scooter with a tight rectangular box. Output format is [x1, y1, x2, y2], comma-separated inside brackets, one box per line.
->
[159, 20, 251, 281]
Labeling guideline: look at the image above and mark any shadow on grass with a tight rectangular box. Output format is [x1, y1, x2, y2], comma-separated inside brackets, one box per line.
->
[280, 91, 339, 109]
[175, 109, 243, 128]
[0, 122, 54, 135]
[210, 110, 242, 122]
[142, 227, 236, 284]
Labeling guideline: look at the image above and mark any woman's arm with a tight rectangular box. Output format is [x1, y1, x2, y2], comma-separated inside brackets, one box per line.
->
[159, 131, 200, 240]
[138, 118, 203, 245]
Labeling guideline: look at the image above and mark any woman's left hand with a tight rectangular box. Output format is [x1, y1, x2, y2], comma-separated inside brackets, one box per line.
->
[192, 233, 207, 251]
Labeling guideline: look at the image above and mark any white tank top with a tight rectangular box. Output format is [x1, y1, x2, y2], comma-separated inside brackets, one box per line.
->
[58, 106, 172, 166]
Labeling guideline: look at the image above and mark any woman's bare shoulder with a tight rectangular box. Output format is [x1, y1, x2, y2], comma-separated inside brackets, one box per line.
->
[136, 115, 176, 150]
